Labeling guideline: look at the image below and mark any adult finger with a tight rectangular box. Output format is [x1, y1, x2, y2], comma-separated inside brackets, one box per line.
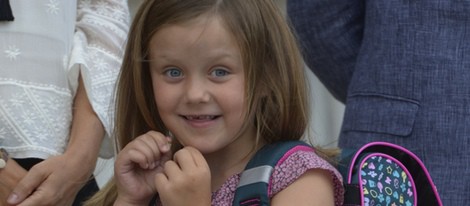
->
[7, 165, 48, 205]
[15, 188, 54, 206]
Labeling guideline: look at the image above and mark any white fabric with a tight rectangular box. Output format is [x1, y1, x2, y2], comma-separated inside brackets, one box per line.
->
[0, 0, 130, 159]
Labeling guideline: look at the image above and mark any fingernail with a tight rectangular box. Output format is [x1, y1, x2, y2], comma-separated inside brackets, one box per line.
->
[162, 141, 171, 151]
[7, 193, 18, 204]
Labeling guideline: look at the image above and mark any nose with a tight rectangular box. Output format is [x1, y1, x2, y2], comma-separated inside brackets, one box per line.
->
[185, 77, 211, 104]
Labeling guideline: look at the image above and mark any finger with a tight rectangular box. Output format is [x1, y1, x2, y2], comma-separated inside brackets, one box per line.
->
[142, 132, 172, 168]
[162, 160, 181, 181]
[135, 134, 161, 169]
[127, 149, 154, 170]
[147, 131, 171, 153]
[120, 132, 167, 170]
[173, 148, 196, 171]
[154, 172, 169, 192]
[16, 189, 53, 206]
[8, 165, 48, 205]
[117, 147, 153, 173]
[184, 147, 209, 169]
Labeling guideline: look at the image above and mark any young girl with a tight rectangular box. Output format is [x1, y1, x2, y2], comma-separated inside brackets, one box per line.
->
[86, 0, 344, 205]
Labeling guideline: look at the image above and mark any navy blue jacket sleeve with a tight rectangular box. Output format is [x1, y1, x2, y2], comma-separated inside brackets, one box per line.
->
[287, 0, 365, 103]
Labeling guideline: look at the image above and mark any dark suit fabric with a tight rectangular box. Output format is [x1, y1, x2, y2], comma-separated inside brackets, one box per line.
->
[288, 1, 470, 205]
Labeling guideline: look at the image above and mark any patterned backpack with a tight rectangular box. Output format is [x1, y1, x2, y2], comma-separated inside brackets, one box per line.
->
[338, 141, 442, 206]
[232, 141, 443, 206]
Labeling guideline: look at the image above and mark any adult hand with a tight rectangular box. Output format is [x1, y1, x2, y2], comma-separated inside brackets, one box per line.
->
[114, 131, 172, 206]
[0, 158, 27, 206]
[155, 146, 211, 206]
[7, 153, 94, 206]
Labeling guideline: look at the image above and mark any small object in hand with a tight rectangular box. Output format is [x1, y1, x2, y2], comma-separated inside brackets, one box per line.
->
[0, 148, 9, 169]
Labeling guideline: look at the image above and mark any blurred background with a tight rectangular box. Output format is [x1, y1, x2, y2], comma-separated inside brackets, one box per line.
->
[94, 0, 345, 188]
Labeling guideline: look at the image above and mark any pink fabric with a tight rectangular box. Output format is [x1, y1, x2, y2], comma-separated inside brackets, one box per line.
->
[269, 150, 344, 206]
[155, 149, 344, 206]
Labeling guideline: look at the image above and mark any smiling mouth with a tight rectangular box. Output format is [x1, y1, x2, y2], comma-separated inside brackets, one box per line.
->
[183, 115, 219, 120]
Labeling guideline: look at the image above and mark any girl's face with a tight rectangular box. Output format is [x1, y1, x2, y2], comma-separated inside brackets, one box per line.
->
[148, 15, 256, 155]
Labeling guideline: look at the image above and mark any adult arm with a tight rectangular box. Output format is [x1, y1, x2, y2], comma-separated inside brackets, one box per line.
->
[287, 0, 365, 102]
[71, 0, 130, 158]
[7, 75, 105, 206]
[7, 0, 130, 205]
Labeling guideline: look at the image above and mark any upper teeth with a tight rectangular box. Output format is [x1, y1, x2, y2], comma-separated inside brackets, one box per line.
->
[187, 115, 214, 120]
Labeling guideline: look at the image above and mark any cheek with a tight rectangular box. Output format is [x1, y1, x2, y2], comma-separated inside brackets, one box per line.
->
[219, 87, 246, 119]
[231, 81, 247, 112]
[150, 73, 159, 100]
[152, 82, 174, 113]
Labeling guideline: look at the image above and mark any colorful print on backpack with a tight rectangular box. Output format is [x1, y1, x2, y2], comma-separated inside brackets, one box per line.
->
[360, 154, 415, 206]
[340, 141, 443, 206]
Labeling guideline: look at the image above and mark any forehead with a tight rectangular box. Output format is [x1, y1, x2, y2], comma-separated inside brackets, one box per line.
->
[149, 15, 240, 57]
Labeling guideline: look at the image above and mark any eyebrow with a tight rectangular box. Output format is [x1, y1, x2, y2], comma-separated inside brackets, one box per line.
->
[150, 50, 241, 62]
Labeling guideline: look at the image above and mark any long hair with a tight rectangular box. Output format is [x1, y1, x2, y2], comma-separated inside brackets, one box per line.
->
[84, 0, 314, 205]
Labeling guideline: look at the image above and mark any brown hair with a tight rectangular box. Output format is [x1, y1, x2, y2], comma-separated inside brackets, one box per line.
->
[84, 0, 320, 205]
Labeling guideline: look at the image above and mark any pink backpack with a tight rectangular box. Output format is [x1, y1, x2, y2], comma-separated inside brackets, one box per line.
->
[232, 141, 443, 206]
[339, 141, 442, 206]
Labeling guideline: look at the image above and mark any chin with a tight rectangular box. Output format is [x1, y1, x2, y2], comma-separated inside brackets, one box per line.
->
[182, 142, 220, 154]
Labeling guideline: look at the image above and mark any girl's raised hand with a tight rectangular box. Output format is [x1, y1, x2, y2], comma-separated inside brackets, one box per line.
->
[114, 131, 172, 205]
[155, 146, 211, 206]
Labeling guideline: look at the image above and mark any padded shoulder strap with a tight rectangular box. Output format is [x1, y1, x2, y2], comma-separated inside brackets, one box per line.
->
[232, 141, 312, 206]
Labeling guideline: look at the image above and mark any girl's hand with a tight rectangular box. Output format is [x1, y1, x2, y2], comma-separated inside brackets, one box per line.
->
[155, 146, 211, 206]
[114, 131, 172, 205]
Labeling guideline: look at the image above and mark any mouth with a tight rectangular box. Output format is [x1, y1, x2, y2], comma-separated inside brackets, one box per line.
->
[182, 115, 220, 121]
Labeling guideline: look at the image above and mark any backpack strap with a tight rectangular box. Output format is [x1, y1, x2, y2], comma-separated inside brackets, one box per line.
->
[336, 148, 361, 205]
[232, 141, 312, 206]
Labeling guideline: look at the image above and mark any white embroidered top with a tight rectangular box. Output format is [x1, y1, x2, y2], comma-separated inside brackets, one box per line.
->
[0, 0, 130, 159]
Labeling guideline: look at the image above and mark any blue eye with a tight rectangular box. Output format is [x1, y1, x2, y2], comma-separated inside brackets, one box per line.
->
[165, 68, 182, 77]
[211, 68, 229, 77]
